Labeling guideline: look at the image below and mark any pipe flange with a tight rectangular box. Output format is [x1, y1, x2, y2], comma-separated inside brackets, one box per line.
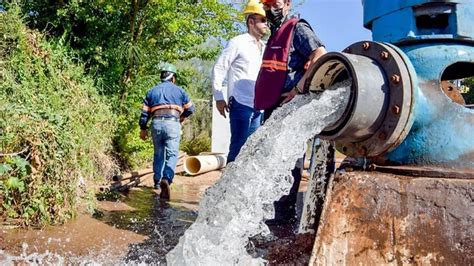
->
[336, 41, 415, 157]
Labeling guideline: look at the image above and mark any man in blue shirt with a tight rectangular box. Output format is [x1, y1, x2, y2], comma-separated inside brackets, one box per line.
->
[139, 63, 194, 200]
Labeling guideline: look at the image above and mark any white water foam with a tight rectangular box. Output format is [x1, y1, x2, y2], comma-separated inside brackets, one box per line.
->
[167, 82, 351, 265]
[0, 243, 111, 265]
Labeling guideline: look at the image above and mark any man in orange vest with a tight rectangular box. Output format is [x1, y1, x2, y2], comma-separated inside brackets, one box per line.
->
[255, 0, 327, 225]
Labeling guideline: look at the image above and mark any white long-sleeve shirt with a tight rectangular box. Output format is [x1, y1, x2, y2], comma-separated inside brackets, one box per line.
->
[212, 33, 265, 109]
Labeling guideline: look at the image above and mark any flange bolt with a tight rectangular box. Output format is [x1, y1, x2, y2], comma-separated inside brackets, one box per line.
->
[390, 74, 400, 84]
[380, 51, 389, 60]
[391, 105, 401, 115]
[362, 42, 370, 50]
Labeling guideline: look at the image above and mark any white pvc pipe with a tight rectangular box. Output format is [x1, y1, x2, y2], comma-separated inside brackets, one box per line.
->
[183, 154, 227, 175]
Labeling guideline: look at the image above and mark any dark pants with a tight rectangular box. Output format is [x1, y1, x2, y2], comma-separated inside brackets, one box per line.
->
[227, 97, 262, 163]
[263, 104, 302, 217]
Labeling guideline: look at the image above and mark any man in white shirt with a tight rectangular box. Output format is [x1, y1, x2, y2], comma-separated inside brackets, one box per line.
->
[212, 0, 268, 163]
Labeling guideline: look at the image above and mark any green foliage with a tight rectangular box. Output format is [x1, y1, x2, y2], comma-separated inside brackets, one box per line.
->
[0, 0, 242, 226]
[461, 77, 474, 105]
[0, 157, 30, 220]
[12, 0, 240, 170]
[180, 134, 212, 156]
[0, 9, 116, 226]
[180, 100, 213, 156]
[114, 117, 154, 169]
[176, 59, 214, 152]
[17, 0, 240, 95]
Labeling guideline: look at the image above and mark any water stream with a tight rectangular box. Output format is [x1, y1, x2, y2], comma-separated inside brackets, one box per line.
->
[167, 82, 350, 265]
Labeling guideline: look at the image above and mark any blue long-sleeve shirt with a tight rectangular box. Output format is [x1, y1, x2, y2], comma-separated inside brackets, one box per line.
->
[139, 81, 194, 130]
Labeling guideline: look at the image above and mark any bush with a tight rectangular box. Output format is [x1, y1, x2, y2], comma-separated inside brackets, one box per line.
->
[0, 9, 116, 226]
[461, 77, 474, 105]
[180, 134, 212, 156]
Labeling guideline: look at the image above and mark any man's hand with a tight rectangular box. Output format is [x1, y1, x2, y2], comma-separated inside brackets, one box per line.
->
[281, 87, 299, 105]
[140, 129, 148, 140]
[216, 100, 229, 118]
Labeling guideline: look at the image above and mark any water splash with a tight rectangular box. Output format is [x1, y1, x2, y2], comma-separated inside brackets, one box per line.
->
[0, 188, 198, 265]
[0, 244, 102, 265]
[167, 82, 351, 265]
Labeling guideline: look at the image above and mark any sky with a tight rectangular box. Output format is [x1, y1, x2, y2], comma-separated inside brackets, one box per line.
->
[294, 0, 372, 52]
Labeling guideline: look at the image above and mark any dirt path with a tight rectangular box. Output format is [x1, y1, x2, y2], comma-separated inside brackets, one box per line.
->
[0, 170, 221, 264]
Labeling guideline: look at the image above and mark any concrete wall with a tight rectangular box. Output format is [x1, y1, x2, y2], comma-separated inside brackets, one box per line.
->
[211, 89, 230, 154]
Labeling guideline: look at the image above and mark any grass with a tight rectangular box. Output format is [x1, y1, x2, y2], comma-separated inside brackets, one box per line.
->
[0, 8, 116, 226]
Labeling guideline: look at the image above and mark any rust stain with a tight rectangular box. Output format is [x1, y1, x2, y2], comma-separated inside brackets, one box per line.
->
[312, 171, 473, 265]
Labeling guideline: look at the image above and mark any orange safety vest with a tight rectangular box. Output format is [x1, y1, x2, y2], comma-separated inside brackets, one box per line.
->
[254, 18, 299, 110]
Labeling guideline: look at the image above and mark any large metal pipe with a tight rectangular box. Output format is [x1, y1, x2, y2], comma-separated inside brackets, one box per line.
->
[306, 40, 474, 166]
[304, 0, 474, 167]
[306, 41, 416, 160]
[310, 53, 388, 142]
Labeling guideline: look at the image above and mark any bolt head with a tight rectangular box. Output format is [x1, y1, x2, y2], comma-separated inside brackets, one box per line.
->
[362, 42, 370, 50]
[378, 132, 387, 140]
[380, 51, 389, 60]
[391, 105, 401, 115]
[390, 74, 401, 84]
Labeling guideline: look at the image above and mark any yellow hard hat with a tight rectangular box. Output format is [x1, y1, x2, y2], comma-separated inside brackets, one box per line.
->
[243, 0, 266, 17]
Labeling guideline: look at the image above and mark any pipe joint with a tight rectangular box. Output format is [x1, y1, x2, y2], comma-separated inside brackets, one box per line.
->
[305, 41, 416, 158]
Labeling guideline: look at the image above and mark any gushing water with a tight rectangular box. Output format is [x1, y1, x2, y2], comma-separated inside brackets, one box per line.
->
[166, 82, 351, 265]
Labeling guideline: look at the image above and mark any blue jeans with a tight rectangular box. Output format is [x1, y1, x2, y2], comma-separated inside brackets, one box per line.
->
[150, 118, 181, 185]
[227, 97, 262, 163]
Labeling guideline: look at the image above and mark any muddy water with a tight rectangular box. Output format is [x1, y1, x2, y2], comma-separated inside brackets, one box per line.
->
[0, 168, 314, 265]
[0, 171, 220, 264]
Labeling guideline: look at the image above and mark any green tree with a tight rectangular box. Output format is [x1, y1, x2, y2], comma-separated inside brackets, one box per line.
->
[11, 0, 242, 168]
[19, 0, 239, 97]
[461, 77, 474, 105]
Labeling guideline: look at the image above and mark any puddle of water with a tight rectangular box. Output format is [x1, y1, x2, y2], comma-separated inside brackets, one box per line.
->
[0, 180, 215, 265]
[167, 82, 351, 265]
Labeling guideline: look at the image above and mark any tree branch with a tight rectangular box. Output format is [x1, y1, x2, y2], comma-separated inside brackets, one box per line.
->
[0, 147, 29, 157]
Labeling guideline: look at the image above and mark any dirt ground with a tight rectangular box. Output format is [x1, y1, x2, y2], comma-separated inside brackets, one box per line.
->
[0, 167, 221, 264]
[1, 160, 315, 264]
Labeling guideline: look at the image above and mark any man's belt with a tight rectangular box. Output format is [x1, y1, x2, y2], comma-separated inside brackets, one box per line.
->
[153, 116, 179, 122]
[152, 108, 181, 118]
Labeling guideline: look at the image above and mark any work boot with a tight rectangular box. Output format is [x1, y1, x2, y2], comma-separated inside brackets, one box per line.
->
[153, 183, 160, 190]
[159, 179, 170, 200]
[265, 166, 302, 226]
